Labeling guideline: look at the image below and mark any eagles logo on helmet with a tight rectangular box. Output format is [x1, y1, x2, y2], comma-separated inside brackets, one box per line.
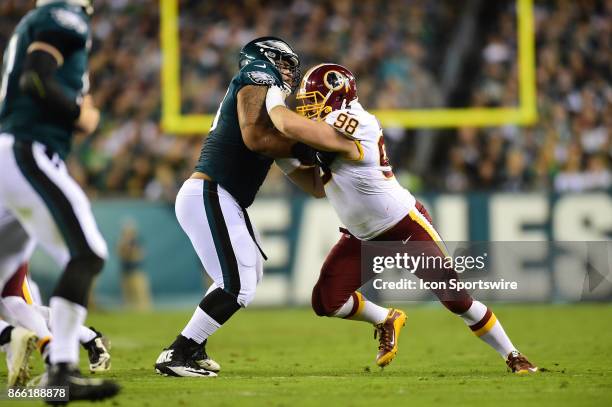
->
[296, 63, 357, 121]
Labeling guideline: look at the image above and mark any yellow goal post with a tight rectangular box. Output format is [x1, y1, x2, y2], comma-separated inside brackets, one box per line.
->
[160, 0, 537, 134]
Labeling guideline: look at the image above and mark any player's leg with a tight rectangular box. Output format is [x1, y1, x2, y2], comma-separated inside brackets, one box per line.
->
[0, 137, 119, 396]
[179, 181, 261, 371]
[311, 232, 407, 367]
[312, 233, 389, 323]
[0, 210, 38, 387]
[0, 208, 53, 384]
[0, 203, 111, 374]
[156, 180, 261, 377]
[1, 265, 52, 351]
[20, 283, 111, 373]
[0, 213, 51, 345]
[406, 202, 537, 373]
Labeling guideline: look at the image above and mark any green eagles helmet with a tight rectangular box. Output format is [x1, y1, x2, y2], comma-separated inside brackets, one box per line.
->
[36, 0, 94, 16]
[239, 36, 301, 92]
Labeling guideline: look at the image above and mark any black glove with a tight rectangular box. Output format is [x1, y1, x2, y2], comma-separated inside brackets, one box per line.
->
[291, 142, 317, 166]
[315, 151, 338, 171]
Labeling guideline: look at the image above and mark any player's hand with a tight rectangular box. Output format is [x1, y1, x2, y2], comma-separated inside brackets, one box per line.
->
[75, 94, 100, 135]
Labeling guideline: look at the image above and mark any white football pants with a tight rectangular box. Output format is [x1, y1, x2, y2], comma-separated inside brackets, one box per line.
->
[175, 179, 263, 307]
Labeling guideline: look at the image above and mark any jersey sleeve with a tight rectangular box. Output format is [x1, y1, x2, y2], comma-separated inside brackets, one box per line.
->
[237, 61, 283, 89]
[33, 6, 89, 57]
[324, 109, 369, 141]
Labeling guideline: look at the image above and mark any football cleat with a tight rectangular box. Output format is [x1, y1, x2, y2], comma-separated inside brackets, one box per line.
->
[506, 350, 538, 374]
[192, 339, 221, 373]
[374, 308, 407, 367]
[155, 347, 217, 378]
[82, 327, 111, 373]
[45, 363, 119, 405]
[4, 326, 38, 387]
[27, 371, 48, 388]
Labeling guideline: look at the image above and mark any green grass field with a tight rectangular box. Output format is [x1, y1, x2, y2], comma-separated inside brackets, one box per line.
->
[2, 304, 611, 406]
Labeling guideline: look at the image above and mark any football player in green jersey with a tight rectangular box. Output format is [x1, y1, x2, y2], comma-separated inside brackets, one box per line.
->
[155, 37, 314, 377]
[0, 0, 119, 402]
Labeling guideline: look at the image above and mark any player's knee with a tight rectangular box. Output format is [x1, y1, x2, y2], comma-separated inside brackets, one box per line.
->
[311, 294, 328, 317]
[311, 284, 341, 317]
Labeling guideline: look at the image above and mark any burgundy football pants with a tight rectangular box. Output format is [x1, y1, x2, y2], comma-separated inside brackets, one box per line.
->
[312, 201, 473, 316]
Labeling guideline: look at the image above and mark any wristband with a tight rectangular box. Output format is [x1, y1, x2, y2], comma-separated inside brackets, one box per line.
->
[275, 158, 301, 174]
[266, 85, 287, 114]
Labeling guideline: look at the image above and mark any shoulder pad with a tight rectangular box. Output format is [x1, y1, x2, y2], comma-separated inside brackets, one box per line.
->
[239, 60, 282, 87]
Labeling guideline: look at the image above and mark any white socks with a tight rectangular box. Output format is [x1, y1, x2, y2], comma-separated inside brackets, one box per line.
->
[479, 321, 516, 358]
[79, 326, 97, 344]
[333, 292, 389, 325]
[459, 300, 487, 325]
[181, 307, 220, 344]
[49, 297, 86, 365]
[332, 296, 355, 318]
[353, 300, 389, 324]
[460, 300, 516, 358]
[31, 304, 95, 343]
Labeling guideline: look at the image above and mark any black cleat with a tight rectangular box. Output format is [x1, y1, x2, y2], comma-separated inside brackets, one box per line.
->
[155, 336, 217, 377]
[45, 363, 119, 405]
[82, 327, 111, 373]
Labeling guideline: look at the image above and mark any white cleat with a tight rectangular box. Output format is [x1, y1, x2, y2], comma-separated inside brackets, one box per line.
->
[4, 327, 38, 387]
[194, 357, 221, 373]
[193, 339, 221, 372]
[83, 327, 111, 373]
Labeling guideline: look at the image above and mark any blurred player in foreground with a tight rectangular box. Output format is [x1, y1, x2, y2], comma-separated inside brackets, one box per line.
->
[266, 63, 537, 373]
[0, 257, 111, 387]
[155, 37, 312, 377]
[0, 0, 119, 401]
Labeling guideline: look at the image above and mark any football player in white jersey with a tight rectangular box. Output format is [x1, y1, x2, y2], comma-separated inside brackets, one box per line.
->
[265, 63, 537, 373]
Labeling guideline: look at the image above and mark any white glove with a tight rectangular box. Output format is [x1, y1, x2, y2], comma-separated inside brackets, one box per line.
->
[266, 85, 288, 114]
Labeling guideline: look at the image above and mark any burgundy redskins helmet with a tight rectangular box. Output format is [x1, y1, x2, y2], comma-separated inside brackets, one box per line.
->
[296, 63, 357, 120]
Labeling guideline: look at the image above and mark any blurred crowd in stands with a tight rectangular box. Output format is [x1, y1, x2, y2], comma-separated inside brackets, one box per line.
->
[444, 0, 611, 193]
[0, 0, 609, 201]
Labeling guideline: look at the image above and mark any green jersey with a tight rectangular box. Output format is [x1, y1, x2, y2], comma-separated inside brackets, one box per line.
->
[0, 3, 90, 159]
[195, 60, 284, 208]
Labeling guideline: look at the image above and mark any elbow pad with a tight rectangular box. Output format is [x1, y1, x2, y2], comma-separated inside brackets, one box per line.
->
[19, 50, 80, 122]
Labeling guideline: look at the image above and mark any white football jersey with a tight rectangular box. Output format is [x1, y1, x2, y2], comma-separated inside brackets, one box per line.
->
[321, 102, 416, 240]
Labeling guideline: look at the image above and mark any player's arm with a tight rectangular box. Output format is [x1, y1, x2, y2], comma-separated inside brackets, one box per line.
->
[238, 85, 314, 163]
[19, 33, 98, 135]
[275, 160, 325, 198]
[265, 86, 360, 160]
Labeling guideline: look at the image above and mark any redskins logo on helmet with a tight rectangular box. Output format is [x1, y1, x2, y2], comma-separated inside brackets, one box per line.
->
[323, 71, 349, 92]
[296, 63, 357, 120]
